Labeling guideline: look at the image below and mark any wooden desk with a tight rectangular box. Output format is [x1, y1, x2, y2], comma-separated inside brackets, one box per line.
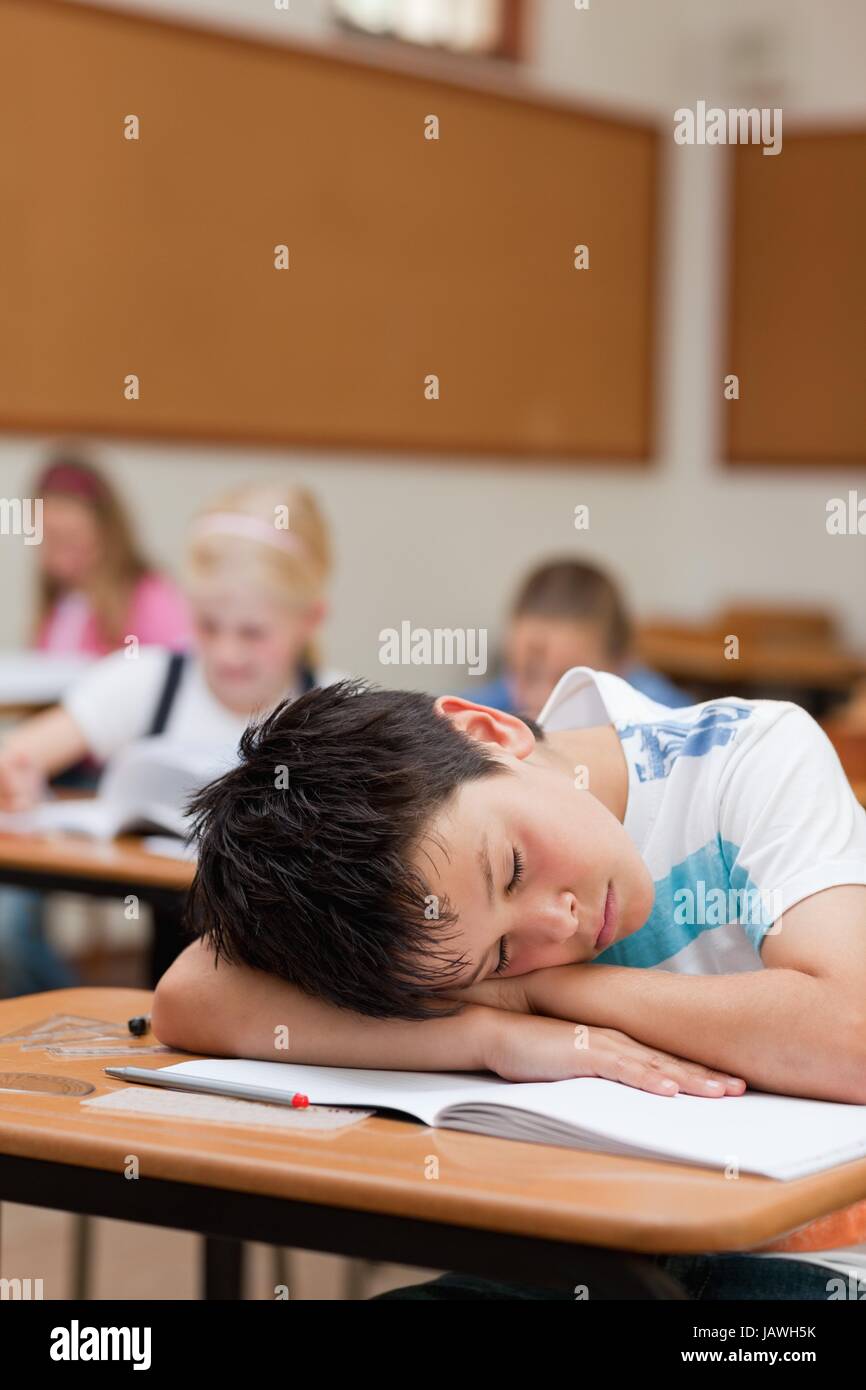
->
[0, 829, 194, 896]
[2, 988, 866, 1300]
[0, 832, 195, 985]
[0, 703, 51, 721]
[637, 625, 866, 716]
[0, 653, 94, 720]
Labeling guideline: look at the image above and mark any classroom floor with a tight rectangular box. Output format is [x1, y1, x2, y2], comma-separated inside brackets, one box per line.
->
[1, 1201, 441, 1299]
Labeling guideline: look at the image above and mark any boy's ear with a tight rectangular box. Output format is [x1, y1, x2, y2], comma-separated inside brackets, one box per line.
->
[433, 696, 536, 757]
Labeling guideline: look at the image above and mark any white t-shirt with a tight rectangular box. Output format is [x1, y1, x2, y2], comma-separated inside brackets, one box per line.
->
[63, 646, 346, 763]
[538, 667, 866, 1282]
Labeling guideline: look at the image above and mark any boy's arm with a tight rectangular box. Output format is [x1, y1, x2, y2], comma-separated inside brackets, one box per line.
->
[152, 939, 744, 1095]
[458, 885, 866, 1103]
[153, 938, 498, 1071]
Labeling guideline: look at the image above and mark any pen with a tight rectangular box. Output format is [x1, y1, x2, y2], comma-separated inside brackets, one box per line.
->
[105, 1065, 310, 1108]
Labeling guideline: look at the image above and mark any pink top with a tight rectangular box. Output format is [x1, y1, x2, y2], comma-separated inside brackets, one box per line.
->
[36, 572, 191, 657]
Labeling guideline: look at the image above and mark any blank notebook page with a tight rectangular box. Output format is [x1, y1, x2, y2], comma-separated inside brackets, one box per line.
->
[164, 1059, 866, 1180]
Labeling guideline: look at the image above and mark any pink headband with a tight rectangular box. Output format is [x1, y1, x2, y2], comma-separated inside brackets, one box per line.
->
[36, 462, 107, 502]
[191, 512, 307, 557]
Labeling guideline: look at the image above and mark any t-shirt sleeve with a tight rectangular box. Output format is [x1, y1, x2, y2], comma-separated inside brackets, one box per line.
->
[718, 703, 866, 952]
[62, 647, 169, 762]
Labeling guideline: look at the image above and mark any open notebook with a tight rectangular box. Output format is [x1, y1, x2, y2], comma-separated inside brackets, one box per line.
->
[0, 737, 235, 842]
[119, 1057, 866, 1181]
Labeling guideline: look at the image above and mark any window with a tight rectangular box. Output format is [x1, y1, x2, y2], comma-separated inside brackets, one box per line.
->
[334, 0, 524, 61]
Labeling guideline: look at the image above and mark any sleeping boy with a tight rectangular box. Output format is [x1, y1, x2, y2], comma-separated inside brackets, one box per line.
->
[153, 668, 866, 1299]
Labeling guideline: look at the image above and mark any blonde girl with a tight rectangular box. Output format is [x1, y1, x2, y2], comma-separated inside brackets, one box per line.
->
[0, 480, 342, 994]
[0, 480, 341, 811]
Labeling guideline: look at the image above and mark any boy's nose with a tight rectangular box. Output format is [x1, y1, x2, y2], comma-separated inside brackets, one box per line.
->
[533, 892, 580, 943]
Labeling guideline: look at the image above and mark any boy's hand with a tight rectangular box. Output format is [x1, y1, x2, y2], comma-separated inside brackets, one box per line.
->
[447, 965, 597, 1019]
[0, 749, 45, 813]
[446, 975, 532, 1014]
[482, 1010, 746, 1095]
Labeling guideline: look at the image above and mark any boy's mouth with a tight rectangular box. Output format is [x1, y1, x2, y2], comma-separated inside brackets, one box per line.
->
[594, 882, 617, 950]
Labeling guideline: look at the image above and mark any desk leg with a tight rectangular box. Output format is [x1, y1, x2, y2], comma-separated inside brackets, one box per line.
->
[71, 1213, 92, 1298]
[202, 1236, 245, 1300]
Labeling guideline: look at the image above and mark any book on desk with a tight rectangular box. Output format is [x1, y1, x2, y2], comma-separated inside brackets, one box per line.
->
[0, 736, 234, 843]
[107, 1055, 866, 1181]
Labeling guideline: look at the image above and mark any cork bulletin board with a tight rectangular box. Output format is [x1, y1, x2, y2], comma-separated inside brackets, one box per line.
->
[0, 0, 661, 459]
[725, 130, 866, 466]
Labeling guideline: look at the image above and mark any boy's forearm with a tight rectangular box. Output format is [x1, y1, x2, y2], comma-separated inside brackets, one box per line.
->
[526, 964, 866, 1102]
[153, 939, 503, 1072]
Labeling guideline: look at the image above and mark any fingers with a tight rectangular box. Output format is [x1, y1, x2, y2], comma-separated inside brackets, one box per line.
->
[0, 764, 22, 812]
[600, 1050, 683, 1096]
[674, 1062, 746, 1095]
[446, 978, 523, 1012]
[445, 981, 493, 1005]
[644, 1052, 746, 1095]
[0, 752, 40, 813]
[599, 1045, 747, 1097]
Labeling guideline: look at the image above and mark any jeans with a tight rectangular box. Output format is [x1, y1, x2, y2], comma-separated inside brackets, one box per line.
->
[371, 1255, 840, 1300]
[0, 887, 78, 997]
[0, 762, 96, 997]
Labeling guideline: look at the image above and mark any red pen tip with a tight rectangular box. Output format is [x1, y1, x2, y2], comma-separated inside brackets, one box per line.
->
[292, 1093, 309, 1108]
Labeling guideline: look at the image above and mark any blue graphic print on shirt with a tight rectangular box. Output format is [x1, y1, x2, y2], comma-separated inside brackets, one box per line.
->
[617, 704, 752, 784]
[596, 838, 775, 968]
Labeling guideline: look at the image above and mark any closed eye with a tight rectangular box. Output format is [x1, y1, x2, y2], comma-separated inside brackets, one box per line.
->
[493, 936, 511, 975]
[488, 848, 522, 976]
[507, 847, 524, 893]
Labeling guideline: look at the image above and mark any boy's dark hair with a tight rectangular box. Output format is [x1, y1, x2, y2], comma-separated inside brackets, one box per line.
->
[186, 679, 544, 1021]
[512, 558, 632, 662]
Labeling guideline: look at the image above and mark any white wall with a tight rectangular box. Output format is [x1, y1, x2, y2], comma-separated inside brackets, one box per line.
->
[2, 0, 864, 688]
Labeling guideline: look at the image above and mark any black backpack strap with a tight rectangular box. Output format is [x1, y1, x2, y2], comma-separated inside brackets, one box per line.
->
[148, 651, 188, 737]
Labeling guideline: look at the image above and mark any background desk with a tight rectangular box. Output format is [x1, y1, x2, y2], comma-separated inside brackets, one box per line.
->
[0, 653, 94, 720]
[637, 625, 865, 717]
[0, 833, 194, 985]
[3, 988, 866, 1300]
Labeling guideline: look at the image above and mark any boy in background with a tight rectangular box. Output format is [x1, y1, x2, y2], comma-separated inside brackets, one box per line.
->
[467, 558, 690, 718]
